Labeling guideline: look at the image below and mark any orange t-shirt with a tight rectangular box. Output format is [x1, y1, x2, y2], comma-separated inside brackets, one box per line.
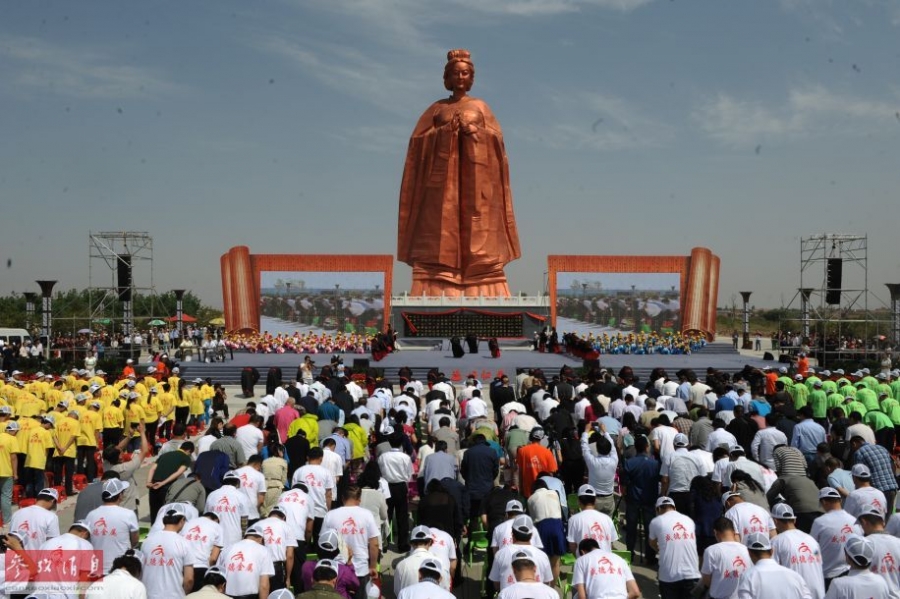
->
[765, 372, 777, 396]
[516, 443, 558, 497]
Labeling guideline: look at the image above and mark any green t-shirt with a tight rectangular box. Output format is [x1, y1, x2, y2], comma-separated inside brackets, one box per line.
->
[152, 449, 192, 483]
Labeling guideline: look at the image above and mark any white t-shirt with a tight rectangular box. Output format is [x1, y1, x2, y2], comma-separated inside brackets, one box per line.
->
[700, 541, 751, 599]
[40, 532, 101, 588]
[824, 569, 890, 599]
[141, 530, 191, 598]
[648, 510, 701, 583]
[428, 527, 457, 573]
[650, 425, 678, 460]
[321, 448, 345, 479]
[712, 457, 730, 484]
[150, 502, 200, 533]
[528, 488, 563, 522]
[497, 580, 559, 599]
[490, 519, 544, 551]
[843, 486, 888, 519]
[724, 502, 776, 540]
[572, 548, 635, 599]
[566, 510, 618, 552]
[771, 529, 825, 599]
[292, 464, 336, 518]
[234, 465, 266, 519]
[394, 548, 451, 593]
[321, 506, 378, 575]
[276, 488, 311, 534]
[810, 509, 860, 578]
[85, 504, 140, 573]
[86, 568, 147, 599]
[866, 532, 900, 598]
[9, 505, 60, 550]
[218, 538, 275, 597]
[196, 434, 216, 456]
[255, 516, 297, 563]
[235, 424, 263, 461]
[736, 558, 812, 599]
[180, 516, 224, 568]
[397, 580, 456, 599]
[205, 485, 252, 547]
[489, 544, 553, 588]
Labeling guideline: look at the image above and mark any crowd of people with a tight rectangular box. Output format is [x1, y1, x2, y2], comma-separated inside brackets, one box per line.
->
[0, 354, 900, 598]
[223, 332, 374, 356]
[561, 331, 708, 359]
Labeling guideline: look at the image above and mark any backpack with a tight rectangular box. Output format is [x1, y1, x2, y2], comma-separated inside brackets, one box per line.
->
[193, 449, 231, 493]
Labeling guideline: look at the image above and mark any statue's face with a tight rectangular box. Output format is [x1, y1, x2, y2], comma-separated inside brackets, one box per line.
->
[446, 61, 473, 92]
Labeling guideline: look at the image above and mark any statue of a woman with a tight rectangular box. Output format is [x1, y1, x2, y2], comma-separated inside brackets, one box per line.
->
[397, 49, 521, 297]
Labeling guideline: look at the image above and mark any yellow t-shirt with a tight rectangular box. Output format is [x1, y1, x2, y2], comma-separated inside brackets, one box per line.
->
[188, 387, 204, 416]
[157, 392, 175, 421]
[54, 416, 81, 458]
[24, 427, 53, 470]
[143, 376, 158, 391]
[125, 403, 145, 437]
[78, 410, 102, 447]
[0, 432, 19, 477]
[200, 384, 215, 401]
[142, 396, 161, 422]
[102, 405, 124, 429]
[16, 395, 45, 418]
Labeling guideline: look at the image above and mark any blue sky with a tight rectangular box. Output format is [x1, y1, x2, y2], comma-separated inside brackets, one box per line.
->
[1, 0, 898, 311]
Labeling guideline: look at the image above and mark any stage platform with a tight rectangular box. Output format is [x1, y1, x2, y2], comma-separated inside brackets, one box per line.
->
[176, 343, 768, 385]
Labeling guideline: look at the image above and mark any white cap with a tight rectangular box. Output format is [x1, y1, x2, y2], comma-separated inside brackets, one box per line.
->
[851, 463, 871, 479]
[744, 532, 771, 551]
[844, 534, 875, 567]
[37, 488, 60, 502]
[315, 558, 340, 576]
[410, 525, 432, 542]
[771, 503, 796, 520]
[673, 433, 689, 447]
[505, 499, 525, 513]
[818, 487, 842, 500]
[577, 484, 597, 497]
[318, 529, 341, 551]
[655, 496, 675, 508]
[511, 514, 534, 535]
[102, 479, 131, 499]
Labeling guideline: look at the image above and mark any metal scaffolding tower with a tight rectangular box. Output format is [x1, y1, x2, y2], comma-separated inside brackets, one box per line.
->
[88, 232, 163, 336]
[781, 233, 889, 366]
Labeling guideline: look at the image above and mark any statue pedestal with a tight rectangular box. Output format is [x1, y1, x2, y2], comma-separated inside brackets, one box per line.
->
[390, 295, 549, 339]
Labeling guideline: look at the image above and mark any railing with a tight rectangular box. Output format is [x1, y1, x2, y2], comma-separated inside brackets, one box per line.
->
[391, 295, 550, 307]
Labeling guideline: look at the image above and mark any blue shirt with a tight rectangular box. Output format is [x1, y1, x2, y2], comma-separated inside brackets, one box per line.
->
[622, 453, 660, 506]
[790, 419, 826, 455]
[749, 399, 772, 417]
[326, 434, 352, 462]
[599, 416, 621, 436]
[827, 468, 855, 493]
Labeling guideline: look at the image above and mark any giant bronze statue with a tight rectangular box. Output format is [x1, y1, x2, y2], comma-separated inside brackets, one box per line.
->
[398, 49, 521, 297]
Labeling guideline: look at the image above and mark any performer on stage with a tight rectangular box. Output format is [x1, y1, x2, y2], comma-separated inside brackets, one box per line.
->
[450, 337, 465, 358]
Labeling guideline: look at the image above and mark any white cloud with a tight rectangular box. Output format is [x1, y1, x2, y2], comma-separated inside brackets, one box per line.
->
[515, 91, 673, 151]
[252, 35, 432, 117]
[694, 86, 899, 145]
[0, 35, 181, 98]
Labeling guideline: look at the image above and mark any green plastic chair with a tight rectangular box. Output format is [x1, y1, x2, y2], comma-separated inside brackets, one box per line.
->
[306, 552, 318, 562]
[612, 549, 632, 565]
[566, 493, 580, 516]
[467, 529, 489, 566]
[560, 553, 577, 567]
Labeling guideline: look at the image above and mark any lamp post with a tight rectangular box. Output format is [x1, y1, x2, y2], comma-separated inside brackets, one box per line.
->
[36, 280, 57, 360]
[172, 289, 186, 338]
[23, 292, 37, 335]
[631, 284, 638, 333]
[285, 282, 292, 321]
[334, 284, 340, 332]
[739, 291, 752, 350]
